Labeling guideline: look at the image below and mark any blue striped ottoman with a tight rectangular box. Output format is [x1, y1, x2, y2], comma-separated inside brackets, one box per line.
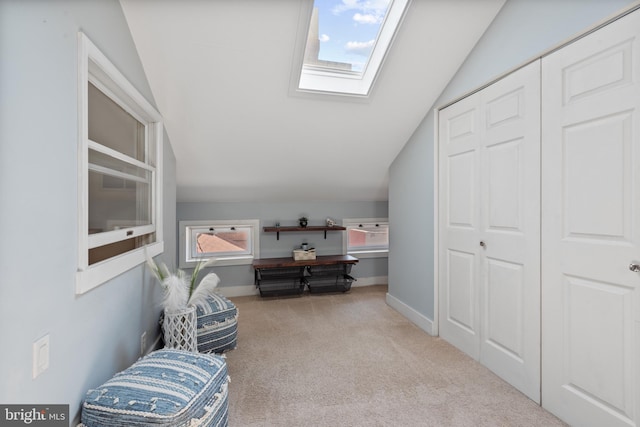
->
[196, 294, 238, 354]
[80, 349, 229, 427]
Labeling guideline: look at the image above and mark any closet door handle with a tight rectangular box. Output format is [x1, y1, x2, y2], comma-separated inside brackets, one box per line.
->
[479, 241, 486, 248]
[630, 263, 640, 272]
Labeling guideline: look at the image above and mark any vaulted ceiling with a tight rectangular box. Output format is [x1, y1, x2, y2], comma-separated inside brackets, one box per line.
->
[120, 0, 505, 203]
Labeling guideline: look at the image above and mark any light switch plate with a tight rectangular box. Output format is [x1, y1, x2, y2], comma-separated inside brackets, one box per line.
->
[32, 334, 50, 379]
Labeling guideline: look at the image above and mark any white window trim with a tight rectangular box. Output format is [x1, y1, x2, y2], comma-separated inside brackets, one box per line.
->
[292, 0, 411, 97]
[179, 220, 260, 268]
[343, 218, 389, 259]
[76, 32, 164, 294]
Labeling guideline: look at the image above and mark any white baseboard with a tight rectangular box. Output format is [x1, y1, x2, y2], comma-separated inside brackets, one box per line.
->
[216, 276, 388, 298]
[352, 275, 387, 287]
[217, 284, 260, 298]
[385, 292, 436, 336]
[144, 334, 163, 356]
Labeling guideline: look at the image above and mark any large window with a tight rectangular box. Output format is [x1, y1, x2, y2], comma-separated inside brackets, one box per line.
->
[343, 218, 389, 258]
[179, 220, 260, 268]
[77, 33, 164, 294]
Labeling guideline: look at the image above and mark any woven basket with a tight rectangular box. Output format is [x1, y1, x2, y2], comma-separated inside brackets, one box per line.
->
[163, 306, 198, 352]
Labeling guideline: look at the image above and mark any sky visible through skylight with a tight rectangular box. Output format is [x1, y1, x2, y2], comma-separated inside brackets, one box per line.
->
[314, 0, 390, 72]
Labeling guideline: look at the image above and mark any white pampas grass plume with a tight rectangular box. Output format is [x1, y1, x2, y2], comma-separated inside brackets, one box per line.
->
[146, 250, 220, 311]
[200, 257, 218, 269]
[188, 257, 218, 296]
[145, 248, 172, 283]
[162, 275, 189, 313]
[188, 273, 220, 308]
[159, 263, 171, 280]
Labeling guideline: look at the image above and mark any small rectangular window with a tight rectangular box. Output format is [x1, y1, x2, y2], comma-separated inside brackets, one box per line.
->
[343, 218, 389, 258]
[192, 226, 252, 257]
[180, 220, 260, 268]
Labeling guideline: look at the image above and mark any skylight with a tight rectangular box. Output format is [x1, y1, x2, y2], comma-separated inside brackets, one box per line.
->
[297, 0, 410, 97]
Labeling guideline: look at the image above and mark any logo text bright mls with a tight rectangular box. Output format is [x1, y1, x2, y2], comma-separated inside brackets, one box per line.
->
[1, 405, 67, 425]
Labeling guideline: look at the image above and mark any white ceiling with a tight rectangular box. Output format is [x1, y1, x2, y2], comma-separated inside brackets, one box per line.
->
[120, 0, 505, 203]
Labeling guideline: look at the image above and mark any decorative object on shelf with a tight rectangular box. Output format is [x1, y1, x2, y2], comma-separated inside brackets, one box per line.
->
[326, 217, 336, 227]
[301, 242, 309, 250]
[275, 221, 280, 227]
[298, 216, 308, 227]
[146, 251, 220, 352]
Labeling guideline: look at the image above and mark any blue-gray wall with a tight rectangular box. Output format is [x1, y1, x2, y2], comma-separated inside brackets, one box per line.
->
[388, 0, 635, 324]
[0, 1, 176, 424]
[176, 201, 388, 289]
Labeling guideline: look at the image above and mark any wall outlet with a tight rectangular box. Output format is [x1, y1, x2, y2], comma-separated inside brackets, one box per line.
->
[32, 334, 50, 379]
[140, 331, 147, 356]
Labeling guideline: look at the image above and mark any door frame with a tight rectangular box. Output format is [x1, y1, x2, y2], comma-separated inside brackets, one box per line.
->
[433, 108, 440, 336]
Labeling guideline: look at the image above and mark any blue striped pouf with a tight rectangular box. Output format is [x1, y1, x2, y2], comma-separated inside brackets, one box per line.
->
[196, 294, 238, 354]
[80, 349, 229, 427]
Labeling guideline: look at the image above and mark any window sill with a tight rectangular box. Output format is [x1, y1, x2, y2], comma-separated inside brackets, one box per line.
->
[76, 241, 163, 295]
[347, 250, 388, 259]
[181, 255, 254, 269]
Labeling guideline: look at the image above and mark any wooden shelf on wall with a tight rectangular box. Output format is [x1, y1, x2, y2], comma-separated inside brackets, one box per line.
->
[263, 225, 346, 240]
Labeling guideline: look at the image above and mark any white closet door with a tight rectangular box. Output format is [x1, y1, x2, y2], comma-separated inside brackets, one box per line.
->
[439, 91, 482, 359]
[439, 60, 541, 402]
[541, 9, 640, 427]
[479, 61, 541, 402]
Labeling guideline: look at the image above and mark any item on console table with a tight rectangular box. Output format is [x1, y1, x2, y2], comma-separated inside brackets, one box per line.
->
[293, 248, 316, 261]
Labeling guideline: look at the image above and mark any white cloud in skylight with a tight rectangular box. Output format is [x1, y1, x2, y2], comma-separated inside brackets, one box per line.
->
[345, 39, 375, 55]
[353, 13, 379, 24]
[319, 34, 330, 42]
[331, 0, 358, 14]
[332, 0, 390, 16]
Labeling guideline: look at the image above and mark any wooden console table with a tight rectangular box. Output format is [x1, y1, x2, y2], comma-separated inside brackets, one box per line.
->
[252, 255, 359, 297]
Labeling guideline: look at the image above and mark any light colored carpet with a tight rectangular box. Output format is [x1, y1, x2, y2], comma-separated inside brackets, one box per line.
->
[225, 285, 565, 426]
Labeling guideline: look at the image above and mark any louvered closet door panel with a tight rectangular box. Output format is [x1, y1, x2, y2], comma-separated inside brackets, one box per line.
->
[541, 9, 640, 427]
[438, 61, 541, 403]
